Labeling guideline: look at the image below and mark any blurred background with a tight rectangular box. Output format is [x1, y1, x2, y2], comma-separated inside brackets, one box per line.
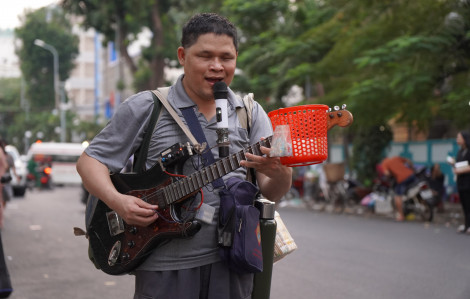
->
[1, 1, 470, 298]
[1, 0, 469, 198]
[0, 0, 470, 216]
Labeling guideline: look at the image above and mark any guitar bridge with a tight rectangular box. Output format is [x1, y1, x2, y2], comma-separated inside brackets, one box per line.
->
[106, 211, 125, 236]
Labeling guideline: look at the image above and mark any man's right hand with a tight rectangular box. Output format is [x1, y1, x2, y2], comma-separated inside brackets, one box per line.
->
[77, 152, 159, 227]
[114, 193, 159, 227]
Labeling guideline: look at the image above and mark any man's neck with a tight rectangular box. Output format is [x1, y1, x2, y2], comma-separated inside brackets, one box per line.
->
[197, 101, 216, 121]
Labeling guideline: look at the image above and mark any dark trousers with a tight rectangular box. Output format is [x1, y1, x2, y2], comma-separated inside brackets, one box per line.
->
[133, 262, 254, 299]
[459, 189, 470, 228]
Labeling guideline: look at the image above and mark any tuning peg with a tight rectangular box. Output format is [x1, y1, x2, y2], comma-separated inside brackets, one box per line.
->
[334, 106, 340, 111]
[328, 107, 332, 112]
[341, 104, 347, 110]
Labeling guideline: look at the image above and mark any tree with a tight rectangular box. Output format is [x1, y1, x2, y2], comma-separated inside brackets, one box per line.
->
[225, 0, 470, 128]
[61, 0, 258, 92]
[15, 6, 79, 111]
[61, 0, 182, 91]
[223, 0, 470, 183]
[10, 6, 79, 145]
[351, 125, 393, 185]
[0, 78, 23, 143]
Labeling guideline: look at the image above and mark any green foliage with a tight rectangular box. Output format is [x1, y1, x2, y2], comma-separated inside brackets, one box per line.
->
[222, 0, 470, 133]
[0, 78, 22, 141]
[351, 125, 393, 185]
[15, 6, 79, 111]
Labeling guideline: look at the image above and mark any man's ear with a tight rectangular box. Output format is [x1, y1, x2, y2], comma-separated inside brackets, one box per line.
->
[177, 47, 185, 66]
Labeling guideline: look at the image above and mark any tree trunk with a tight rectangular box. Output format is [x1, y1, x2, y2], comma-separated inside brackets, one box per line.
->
[119, 28, 137, 75]
[149, 3, 165, 89]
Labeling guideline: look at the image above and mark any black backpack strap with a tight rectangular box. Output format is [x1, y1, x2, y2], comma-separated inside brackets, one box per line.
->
[132, 90, 164, 173]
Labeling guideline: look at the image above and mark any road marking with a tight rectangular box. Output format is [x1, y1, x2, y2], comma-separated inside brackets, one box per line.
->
[105, 281, 116, 286]
[29, 225, 42, 231]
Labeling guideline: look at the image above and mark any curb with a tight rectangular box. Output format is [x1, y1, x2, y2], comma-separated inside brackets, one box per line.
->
[278, 199, 463, 227]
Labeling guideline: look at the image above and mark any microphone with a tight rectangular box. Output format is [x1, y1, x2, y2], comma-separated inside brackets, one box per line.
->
[213, 81, 229, 158]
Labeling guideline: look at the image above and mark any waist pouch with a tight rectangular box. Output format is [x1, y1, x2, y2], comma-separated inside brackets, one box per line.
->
[218, 177, 263, 274]
[0, 174, 11, 184]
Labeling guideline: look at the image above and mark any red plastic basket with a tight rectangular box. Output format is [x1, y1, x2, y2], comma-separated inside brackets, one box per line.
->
[268, 104, 329, 167]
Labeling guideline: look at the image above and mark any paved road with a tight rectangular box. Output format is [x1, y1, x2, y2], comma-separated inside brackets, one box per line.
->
[2, 187, 134, 299]
[2, 186, 470, 299]
[270, 207, 470, 299]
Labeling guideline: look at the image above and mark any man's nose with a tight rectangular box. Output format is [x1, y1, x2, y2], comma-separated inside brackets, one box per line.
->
[210, 58, 223, 71]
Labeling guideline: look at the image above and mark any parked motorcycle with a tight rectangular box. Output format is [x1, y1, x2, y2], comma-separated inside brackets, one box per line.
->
[367, 166, 437, 222]
[400, 167, 436, 221]
[384, 166, 436, 222]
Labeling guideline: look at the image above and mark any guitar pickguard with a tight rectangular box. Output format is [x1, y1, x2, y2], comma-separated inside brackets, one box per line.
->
[106, 211, 125, 236]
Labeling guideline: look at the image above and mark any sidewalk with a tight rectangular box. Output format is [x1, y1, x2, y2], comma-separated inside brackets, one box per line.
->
[278, 198, 463, 227]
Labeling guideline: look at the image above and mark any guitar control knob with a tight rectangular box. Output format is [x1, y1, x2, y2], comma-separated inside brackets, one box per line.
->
[128, 240, 135, 248]
[129, 226, 138, 234]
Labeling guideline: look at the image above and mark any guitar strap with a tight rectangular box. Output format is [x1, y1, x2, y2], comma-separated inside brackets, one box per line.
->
[135, 88, 256, 187]
[180, 107, 225, 189]
[132, 88, 167, 173]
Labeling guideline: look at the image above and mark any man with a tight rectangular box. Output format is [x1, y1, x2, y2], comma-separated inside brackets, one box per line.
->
[77, 13, 292, 299]
[380, 156, 415, 221]
[0, 141, 7, 229]
[0, 140, 19, 203]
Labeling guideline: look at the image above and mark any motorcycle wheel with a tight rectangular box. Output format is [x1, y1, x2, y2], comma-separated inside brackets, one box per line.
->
[419, 201, 434, 222]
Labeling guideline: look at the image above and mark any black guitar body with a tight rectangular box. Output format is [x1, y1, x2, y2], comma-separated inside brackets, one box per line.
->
[87, 156, 201, 275]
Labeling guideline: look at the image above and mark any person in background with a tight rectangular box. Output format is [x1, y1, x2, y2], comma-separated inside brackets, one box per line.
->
[427, 163, 445, 213]
[452, 131, 470, 234]
[0, 143, 7, 229]
[380, 156, 416, 221]
[0, 139, 19, 204]
[77, 13, 292, 299]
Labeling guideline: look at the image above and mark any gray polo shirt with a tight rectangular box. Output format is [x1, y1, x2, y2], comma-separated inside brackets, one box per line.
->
[85, 75, 273, 271]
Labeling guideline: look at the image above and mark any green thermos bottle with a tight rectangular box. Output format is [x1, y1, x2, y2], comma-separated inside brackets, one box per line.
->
[252, 198, 277, 299]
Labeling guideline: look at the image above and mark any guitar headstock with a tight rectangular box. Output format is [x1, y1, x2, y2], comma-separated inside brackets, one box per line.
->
[327, 104, 353, 131]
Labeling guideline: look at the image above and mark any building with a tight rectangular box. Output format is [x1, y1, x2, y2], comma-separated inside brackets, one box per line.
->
[0, 29, 21, 78]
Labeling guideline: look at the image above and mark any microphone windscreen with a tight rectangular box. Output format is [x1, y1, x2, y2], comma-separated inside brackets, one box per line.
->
[213, 81, 228, 99]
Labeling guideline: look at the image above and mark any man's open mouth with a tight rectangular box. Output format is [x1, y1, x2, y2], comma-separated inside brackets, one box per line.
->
[206, 78, 223, 84]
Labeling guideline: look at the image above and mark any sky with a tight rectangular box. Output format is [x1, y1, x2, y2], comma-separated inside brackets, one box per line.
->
[0, 0, 58, 30]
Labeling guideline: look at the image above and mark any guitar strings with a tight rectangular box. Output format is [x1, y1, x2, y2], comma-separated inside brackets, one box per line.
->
[133, 139, 272, 222]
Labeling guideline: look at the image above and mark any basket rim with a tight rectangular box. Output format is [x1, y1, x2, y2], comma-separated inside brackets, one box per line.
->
[268, 104, 330, 117]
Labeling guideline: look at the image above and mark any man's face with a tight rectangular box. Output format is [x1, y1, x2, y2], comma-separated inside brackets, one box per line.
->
[177, 33, 237, 103]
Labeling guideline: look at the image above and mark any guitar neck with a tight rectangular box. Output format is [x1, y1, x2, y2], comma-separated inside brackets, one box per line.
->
[160, 136, 273, 205]
[156, 105, 353, 206]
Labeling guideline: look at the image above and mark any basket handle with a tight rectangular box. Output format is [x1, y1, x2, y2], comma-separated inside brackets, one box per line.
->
[327, 105, 353, 130]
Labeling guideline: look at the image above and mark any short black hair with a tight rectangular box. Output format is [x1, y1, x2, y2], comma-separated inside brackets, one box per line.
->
[460, 131, 470, 149]
[181, 13, 238, 51]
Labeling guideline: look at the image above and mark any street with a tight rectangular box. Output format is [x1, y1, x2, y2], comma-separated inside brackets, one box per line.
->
[2, 186, 470, 299]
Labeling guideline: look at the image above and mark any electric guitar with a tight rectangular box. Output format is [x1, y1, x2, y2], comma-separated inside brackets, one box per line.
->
[85, 107, 353, 275]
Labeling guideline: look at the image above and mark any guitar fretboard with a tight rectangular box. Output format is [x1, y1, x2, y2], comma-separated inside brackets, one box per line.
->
[158, 136, 273, 205]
